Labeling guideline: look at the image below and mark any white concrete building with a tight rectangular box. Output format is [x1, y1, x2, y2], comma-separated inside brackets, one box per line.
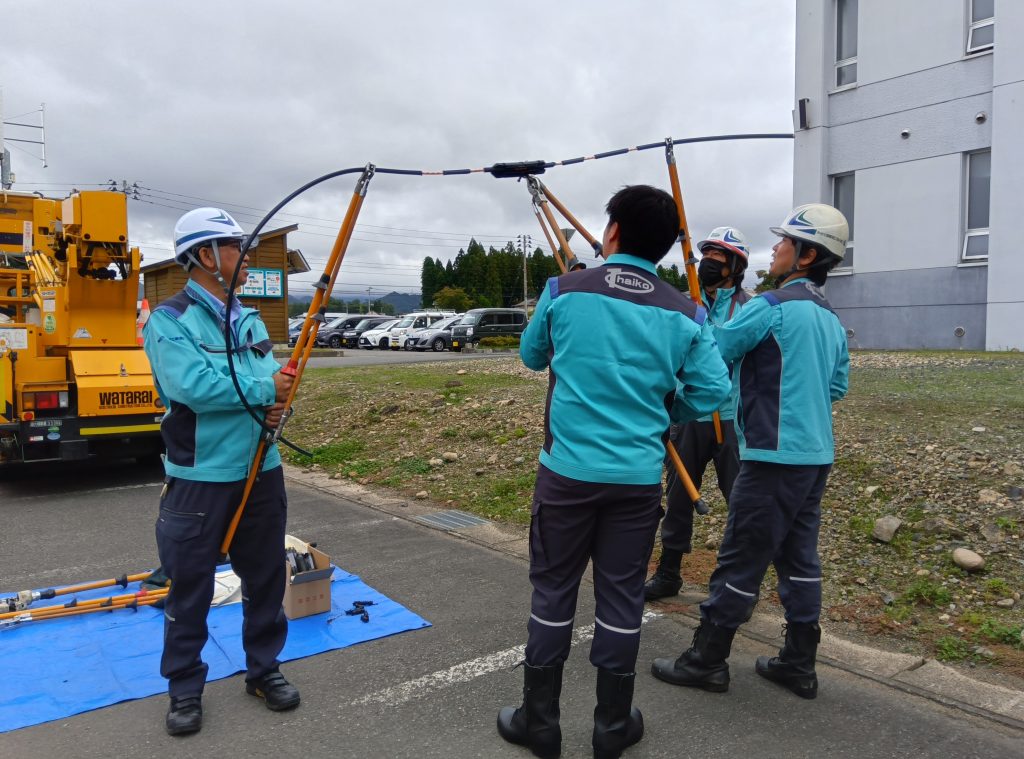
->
[793, 0, 1022, 350]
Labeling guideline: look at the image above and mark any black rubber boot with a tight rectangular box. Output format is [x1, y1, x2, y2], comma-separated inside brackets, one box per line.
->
[650, 619, 736, 692]
[755, 621, 821, 699]
[497, 662, 563, 758]
[592, 669, 644, 759]
[643, 549, 683, 601]
[165, 695, 202, 736]
[246, 670, 301, 711]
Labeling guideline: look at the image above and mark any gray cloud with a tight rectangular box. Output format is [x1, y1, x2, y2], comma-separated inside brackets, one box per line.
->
[3, 0, 795, 292]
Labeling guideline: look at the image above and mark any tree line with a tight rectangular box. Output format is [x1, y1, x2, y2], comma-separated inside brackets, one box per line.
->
[288, 298, 397, 317]
[421, 239, 708, 310]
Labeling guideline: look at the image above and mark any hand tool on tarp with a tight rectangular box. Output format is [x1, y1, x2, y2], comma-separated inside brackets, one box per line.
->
[0, 586, 169, 622]
[2, 571, 155, 613]
[505, 169, 709, 514]
[218, 165, 377, 560]
[0, 594, 166, 628]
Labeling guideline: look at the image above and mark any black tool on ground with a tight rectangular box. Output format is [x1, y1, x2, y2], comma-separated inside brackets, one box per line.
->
[342, 600, 375, 623]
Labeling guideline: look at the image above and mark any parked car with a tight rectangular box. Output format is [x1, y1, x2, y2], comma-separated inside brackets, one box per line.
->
[358, 319, 401, 349]
[336, 316, 393, 349]
[450, 308, 527, 350]
[315, 315, 370, 348]
[404, 314, 464, 352]
[388, 311, 456, 350]
[288, 312, 347, 347]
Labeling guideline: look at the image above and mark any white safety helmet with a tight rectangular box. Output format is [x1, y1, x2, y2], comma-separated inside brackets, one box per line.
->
[173, 207, 249, 270]
[769, 203, 849, 264]
[698, 226, 750, 266]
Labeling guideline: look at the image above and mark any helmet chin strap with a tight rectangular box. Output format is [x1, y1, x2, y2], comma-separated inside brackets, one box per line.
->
[781, 238, 806, 280]
[187, 240, 232, 296]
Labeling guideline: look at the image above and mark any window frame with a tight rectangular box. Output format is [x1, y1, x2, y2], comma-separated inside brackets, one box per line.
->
[831, 172, 855, 271]
[834, 0, 858, 89]
[961, 149, 991, 263]
[966, 0, 994, 55]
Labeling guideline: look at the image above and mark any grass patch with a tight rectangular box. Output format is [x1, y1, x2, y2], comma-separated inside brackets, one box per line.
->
[935, 636, 972, 662]
[292, 440, 366, 467]
[900, 578, 952, 608]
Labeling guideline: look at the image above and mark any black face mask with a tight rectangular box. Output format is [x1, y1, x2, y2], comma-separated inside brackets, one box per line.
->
[698, 257, 729, 288]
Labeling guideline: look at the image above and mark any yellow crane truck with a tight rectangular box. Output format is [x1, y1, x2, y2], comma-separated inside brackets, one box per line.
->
[0, 189, 163, 466]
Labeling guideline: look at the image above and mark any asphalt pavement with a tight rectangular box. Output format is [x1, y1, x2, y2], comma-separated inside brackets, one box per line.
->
[1, 460, 1022, 758]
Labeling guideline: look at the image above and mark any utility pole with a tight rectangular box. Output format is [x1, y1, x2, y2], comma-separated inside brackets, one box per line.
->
[519, 233, 532, 322]
[0, 93, 47, 189]
[367, 287, 372, 314]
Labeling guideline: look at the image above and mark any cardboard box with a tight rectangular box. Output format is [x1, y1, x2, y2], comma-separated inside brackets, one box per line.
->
[282, 545, 333, 620]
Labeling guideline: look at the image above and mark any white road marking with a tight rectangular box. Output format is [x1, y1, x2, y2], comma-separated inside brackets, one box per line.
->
[350, 610, 661, 708]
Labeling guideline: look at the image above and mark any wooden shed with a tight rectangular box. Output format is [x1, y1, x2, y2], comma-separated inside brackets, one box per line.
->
[141, 224, 305, 344]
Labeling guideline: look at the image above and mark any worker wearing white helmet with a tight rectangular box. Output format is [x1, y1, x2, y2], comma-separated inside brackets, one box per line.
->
[652, 203, 850, 703]
[645, 226, 751, 602]
[145, 207, 298, 736]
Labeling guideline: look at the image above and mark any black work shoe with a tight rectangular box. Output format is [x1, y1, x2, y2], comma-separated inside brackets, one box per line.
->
[651, 620, 736, 692]
[246, 671, 301, 711]
[755, 622, 820, 699]
[497, 661, 563, 758]
[643, 571, 682, 601]
[166, 695, 202, 736]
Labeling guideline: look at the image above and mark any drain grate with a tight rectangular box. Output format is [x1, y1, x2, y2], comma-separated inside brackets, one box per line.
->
[414, 510, 490, 530]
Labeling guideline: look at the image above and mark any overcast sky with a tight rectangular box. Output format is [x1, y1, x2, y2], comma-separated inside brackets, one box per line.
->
[3, 1, 796, 296]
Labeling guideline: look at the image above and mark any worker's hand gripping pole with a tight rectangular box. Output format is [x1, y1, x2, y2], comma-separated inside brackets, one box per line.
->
[665, 136, 725, 452]
[219, 164, 377, 560]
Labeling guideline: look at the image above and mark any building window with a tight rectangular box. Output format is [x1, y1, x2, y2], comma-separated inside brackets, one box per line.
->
[962, 150, 990, 261]
[966, 0, 994, 54]
[832, 173, 855, 269]
[835, 0, 858, 87]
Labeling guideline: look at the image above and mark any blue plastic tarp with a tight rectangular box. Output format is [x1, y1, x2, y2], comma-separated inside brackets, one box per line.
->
[0, 568, 430, 733]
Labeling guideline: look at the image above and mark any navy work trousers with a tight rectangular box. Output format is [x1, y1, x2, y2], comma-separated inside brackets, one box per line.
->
[155, 466, 288, 699]
[700, 460, 831, 629]
[525, 465, 663, 674]
[662, 419, 740, 554]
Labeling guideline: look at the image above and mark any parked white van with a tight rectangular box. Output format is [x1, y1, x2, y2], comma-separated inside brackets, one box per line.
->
[388, 311, 456, 350]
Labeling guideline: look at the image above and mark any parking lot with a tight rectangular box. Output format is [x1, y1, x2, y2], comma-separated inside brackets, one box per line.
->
[299, 348, 512, 369]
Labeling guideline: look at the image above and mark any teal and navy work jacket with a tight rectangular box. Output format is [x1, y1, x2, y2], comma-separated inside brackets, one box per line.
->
[520, 253, 731, 486]
[697, 284, 750, 423]
[143, 280, 282, 482]
[713, 278, 849, 465]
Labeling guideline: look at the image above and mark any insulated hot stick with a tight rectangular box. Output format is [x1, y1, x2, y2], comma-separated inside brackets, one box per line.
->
[0, 587, 169, 621]
[1, 571, 154, 613]
[526, 176, 585, 273]
[666, 137, 726, 515]
[520, 175, 710, 512]
[0, 595, 165, 628]
[219, 165, 376, 559]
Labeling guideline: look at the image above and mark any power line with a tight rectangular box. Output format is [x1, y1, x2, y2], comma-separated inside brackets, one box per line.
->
[135, 184, 517, 241]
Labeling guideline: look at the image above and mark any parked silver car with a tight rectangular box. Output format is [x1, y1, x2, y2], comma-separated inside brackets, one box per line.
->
[404, 315, 464, 352]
